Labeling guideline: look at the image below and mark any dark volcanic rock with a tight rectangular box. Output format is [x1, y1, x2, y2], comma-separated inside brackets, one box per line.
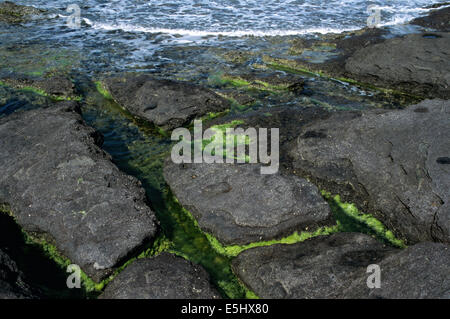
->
[103, 74, 230, 130]
[1, 73, 77, 99]
[0, 102, 158, 281]
[100, 253, 220, 299]
[411, 7, 450, 31]
[232, 233, 449, 299]
[288, 99, 450, 244]
[0, 249, 40, 299]
[0, 1, 44, 24]
[345, 32, 450, 99]
[346, 242, 450, 299]
[164, 161, 333, 246]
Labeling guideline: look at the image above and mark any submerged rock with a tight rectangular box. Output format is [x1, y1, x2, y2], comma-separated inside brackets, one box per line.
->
[0, 249, 40, 299]
[100, 253, 220, 299]
[103, 74, 230, 130]
[164, 161, 333, 246]
[288, 99, 450, 244]
[411, 7, 450, 31]
[232, 233, 450, 299]
[345, 32, 450, 99]
[0, 101, 158, 281]
[0, 1, 44, 24]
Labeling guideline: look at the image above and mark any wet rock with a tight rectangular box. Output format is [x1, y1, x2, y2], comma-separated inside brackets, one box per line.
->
[0, 1, 44, 24]
[288, 99, 450, 244]
[0, 249, 40, 299]
[411, 7, 450, 31]
[234, 72, 305, 93]
[100, 253, 220, 299]
[0, 101, 158, 281]
[345, 32, 450, 99]
[103, 74, 230, 130]
[0, 73, 77, 100]
[164, 161, 333, 246]
[232, 233, 449, 299]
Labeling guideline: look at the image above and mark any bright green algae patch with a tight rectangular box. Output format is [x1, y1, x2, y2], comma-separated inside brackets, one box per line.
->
[322, 191, 406, 248]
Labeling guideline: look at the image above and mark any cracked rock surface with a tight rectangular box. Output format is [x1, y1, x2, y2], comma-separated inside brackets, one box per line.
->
[103, 74, 230, 130]
[164, 161, 333, 246]
[0, 102, 158, 281]
[345, 33, 450, 99]
[288, 99, 450, 244]
[232, 233, 450, 299]
[100, 253, 221, 299]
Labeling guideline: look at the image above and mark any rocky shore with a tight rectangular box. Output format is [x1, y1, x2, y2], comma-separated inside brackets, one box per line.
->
[0, 2, 449, 299]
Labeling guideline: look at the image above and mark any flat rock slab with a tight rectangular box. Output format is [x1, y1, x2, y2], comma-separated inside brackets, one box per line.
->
[103, 74, 230, 131]
[411, 7, 450, 31]
[0, 249, 39, 299]
[164, 161, 333, 246]
[100, 253, 220, 299]
[288, 99, 450, 244]
[232, 233, 450, 299]
[0, 102, 158, 281]
[345, 32, 450, 99]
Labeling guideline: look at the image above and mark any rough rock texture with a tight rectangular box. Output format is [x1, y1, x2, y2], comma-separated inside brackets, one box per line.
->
[0, 73, 77, 99]
[103, 74, 230, 130]
[100, 253, 220, 299]
[0, 1, 44, 24]
[0, 249, 40, 299]
[232, 233, 450, 299]
[288, 99, 450, 244]
[411, 7, 450, 31]
[164, 161, 333, 246]
[0, 102, 158, 281]
[345, 32, 450, 99]
[346, 242, 450, 299]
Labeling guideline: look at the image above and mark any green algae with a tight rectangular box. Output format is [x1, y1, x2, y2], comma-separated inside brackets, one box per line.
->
[219, 75, 289, 94]
[322, 191, 406, 248]
[82, 90, 254, 299]
[95, 81, 113, 100]
[205, 226, 340, 258]
[263, 57, 423, 103]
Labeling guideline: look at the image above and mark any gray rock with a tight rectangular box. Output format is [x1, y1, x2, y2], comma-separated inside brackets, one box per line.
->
[0, 1, 44, 24]
[345, 33, 450, 99]
[0, 249, 39, 299]
[103, 74, 230, 130]
[288, 99, 450, 244]
[164, 161, 333, 246]
[411, 7, 450, 31]
[232, 233, 450, 299]
[347, 242, 450, 299]
[0, 102, 158, 281]
[100, 253, 220, 299]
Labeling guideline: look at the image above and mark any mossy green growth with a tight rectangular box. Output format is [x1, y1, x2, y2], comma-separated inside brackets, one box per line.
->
[322, 191, 406, 248]
[219, 75, 289, 94]
[205, 225, 339, 258]
[95, 81, 113, 100]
